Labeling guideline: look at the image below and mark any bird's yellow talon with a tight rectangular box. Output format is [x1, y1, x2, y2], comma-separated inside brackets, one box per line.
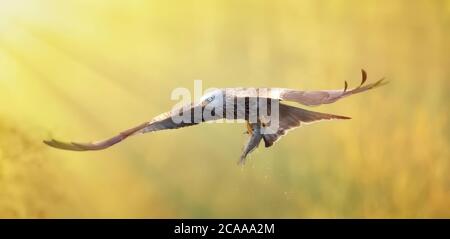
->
[245, 121, 253, 135]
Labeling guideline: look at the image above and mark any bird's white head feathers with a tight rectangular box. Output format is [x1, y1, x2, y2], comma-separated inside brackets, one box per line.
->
[200, 89, 224, 108]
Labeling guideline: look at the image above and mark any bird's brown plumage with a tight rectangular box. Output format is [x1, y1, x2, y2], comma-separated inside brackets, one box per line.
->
[44, 69, 387, 163]
[261, 103, 351, 148]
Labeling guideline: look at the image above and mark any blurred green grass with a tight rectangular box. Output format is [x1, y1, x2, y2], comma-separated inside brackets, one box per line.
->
[0, 0, 449, 218]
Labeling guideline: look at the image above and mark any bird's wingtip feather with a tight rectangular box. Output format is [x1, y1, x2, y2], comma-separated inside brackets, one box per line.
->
[43, 138, 86, 151]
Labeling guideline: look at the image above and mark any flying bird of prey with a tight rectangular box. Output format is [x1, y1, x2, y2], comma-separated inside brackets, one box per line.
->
[44, 70, 386, 165]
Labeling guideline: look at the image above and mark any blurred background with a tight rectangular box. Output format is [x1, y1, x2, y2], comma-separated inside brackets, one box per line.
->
[0, 0, 449, 218]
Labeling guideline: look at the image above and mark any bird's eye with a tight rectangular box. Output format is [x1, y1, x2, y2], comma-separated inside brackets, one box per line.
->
[207, 96, 215, 102]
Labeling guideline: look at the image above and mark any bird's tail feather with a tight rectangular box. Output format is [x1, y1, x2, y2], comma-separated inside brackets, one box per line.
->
[262, 104, 351, 148]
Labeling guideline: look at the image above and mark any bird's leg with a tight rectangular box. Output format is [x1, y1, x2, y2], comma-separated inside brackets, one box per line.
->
[244, 121, 253, 134]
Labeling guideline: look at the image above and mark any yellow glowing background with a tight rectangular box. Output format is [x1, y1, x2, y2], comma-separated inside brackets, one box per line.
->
[0, 0, 449, 218]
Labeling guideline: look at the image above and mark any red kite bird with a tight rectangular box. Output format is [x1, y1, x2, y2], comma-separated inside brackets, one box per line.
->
[44, 70, 387, 165]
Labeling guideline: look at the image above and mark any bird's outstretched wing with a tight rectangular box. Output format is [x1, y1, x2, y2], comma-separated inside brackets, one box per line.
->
[43, 121, 151, 151]
[43, 104, 201, 151]
[278, 69, 387, 106]
[261, 103, 351, 147]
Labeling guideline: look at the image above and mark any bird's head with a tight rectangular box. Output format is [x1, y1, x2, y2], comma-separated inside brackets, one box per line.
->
[199, 89, 223, 108]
